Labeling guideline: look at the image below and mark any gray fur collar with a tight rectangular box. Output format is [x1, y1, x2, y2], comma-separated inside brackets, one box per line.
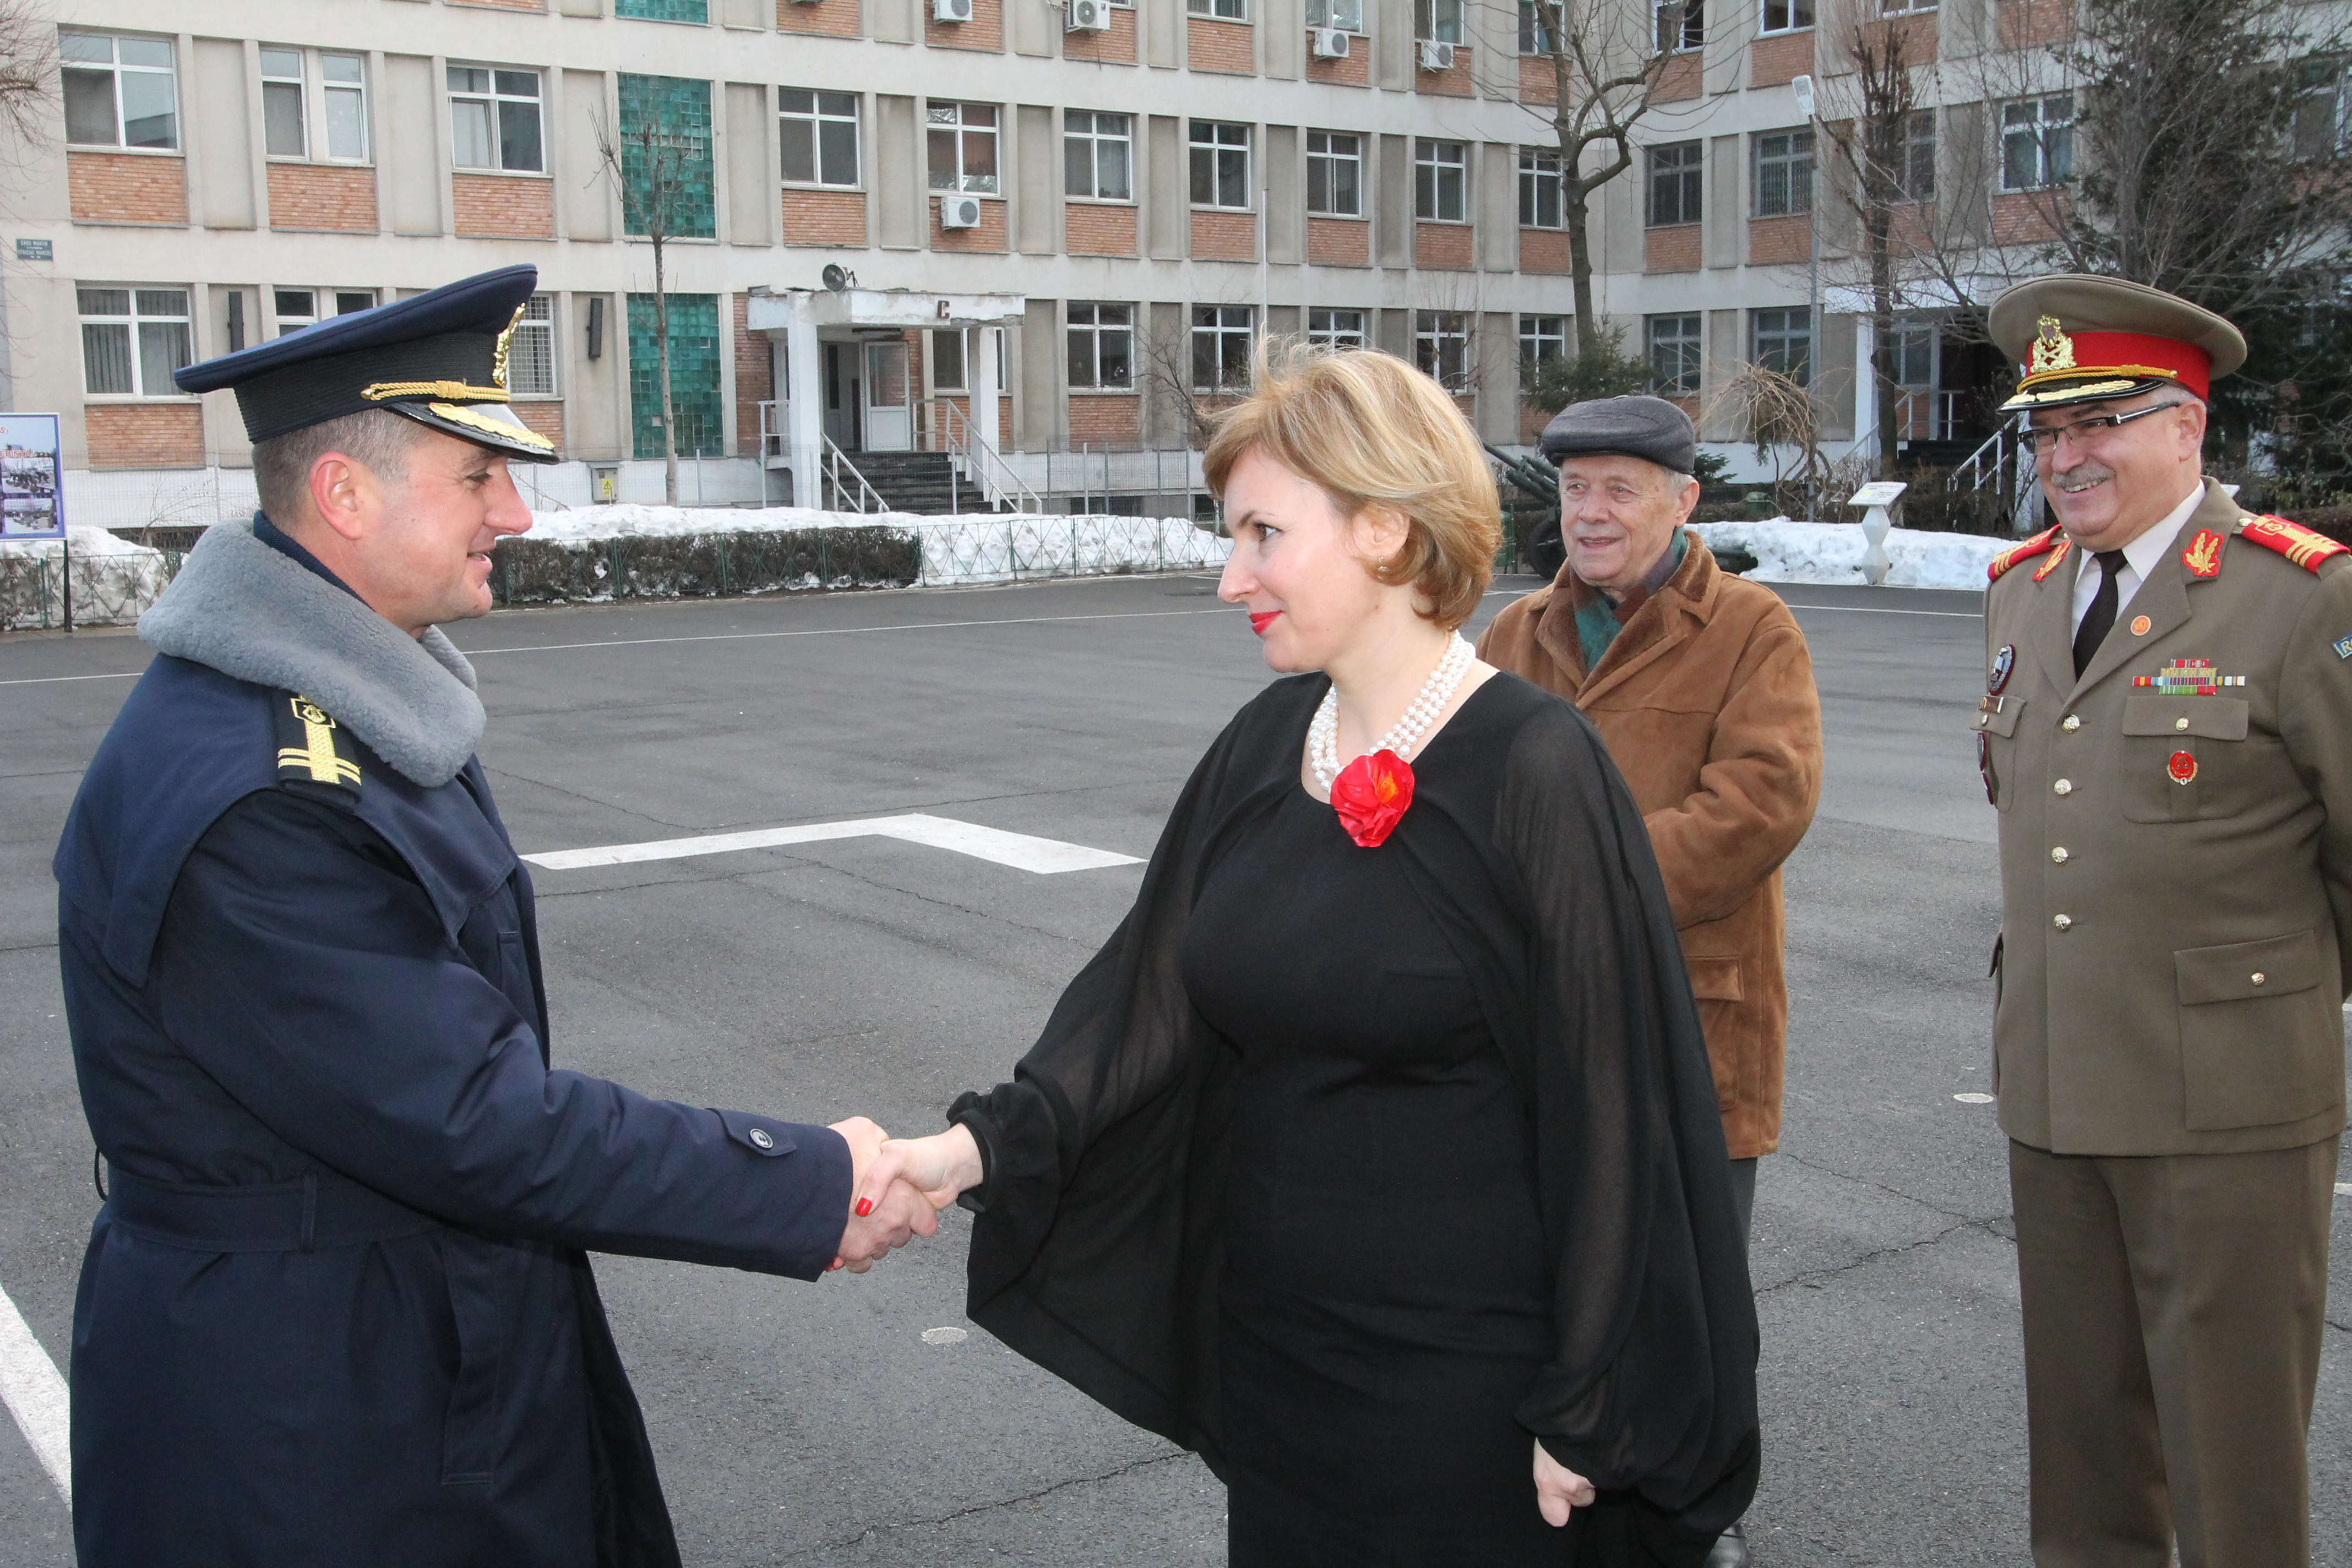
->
[139, 518, 485, 787]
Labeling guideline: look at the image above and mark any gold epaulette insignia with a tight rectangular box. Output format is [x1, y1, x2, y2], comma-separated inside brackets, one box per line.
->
[1988, 526, 2065, 582]
[2237, 515, 2349, 573]
[274, 694, 362, 789]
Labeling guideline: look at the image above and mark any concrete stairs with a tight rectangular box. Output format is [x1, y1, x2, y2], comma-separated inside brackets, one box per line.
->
[846, 452, 1004, 515]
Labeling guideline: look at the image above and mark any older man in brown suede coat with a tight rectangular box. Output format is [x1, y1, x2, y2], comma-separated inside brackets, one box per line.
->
[1477, 395, 1821, 1568]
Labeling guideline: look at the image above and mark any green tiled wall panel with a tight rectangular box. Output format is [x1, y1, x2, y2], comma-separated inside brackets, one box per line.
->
[627, 292, 723, 460]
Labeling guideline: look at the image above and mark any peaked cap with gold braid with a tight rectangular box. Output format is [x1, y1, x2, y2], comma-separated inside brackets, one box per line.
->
[172, 264, 557, 462]
[1988, 274, 2247, 415]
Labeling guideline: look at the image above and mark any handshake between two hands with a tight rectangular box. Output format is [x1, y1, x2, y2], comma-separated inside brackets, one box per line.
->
[824, 1118, 986, 1273]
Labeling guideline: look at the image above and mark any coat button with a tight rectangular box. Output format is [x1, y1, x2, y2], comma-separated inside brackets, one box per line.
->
[748, 1126, 775, 1150]
[2252, 972, 2267, 986]
[2051, 846, 2069, 863]
[2175, 717, 2191, 732]
[2053, 914, 2073, 931]
[2062, 715, 2081, 732]
[2054, 778, 2074, 796]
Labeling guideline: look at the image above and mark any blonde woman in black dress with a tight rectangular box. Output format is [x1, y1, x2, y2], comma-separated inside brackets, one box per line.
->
[863, 346, 1757, 1566]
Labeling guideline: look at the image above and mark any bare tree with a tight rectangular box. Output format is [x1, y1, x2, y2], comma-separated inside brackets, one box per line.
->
[1713, 361, 1829, 517]
[1819, 14, 1924, 471]
[0, 1, 52, 154]
[593, 106, 708, 507]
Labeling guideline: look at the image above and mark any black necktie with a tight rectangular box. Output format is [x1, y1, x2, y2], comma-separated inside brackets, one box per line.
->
[2072, 549, 2128, 677]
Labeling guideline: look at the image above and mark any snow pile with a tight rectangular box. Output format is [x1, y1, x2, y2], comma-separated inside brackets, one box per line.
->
[0, 524, 173, 628]
[523, 503, 933, 543]
[1690, 519, 2006, 591]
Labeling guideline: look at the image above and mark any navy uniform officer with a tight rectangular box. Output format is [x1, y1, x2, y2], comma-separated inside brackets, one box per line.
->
[1977, 275, 2352, 1567]
[52, 265, 935, 1567]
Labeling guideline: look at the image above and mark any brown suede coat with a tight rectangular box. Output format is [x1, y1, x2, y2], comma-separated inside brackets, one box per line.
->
[1477, 531, 1823, 1157]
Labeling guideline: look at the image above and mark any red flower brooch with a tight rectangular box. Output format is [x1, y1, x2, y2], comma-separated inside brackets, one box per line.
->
[1330, 749, 1415, 848]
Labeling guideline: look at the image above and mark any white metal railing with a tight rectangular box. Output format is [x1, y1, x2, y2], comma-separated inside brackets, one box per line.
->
[914, 398, 1046, 514]
[757, 400, 785, 463]
[1947, 424, 2041, 534]
[821, 437, 886, 514]
[1891, 389, 1963, 443]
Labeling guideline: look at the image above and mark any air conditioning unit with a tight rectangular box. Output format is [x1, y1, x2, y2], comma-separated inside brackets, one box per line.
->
[1418, 39, 1456, 69]
[934, 0, 973, 20]
[1068, 0, 1114, 29]
[1311, 25, 1350, 56]
[940, 194, 983, 228]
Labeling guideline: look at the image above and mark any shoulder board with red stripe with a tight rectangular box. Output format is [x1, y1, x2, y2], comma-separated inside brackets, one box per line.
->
[1987, 526, 2065, 582]
[2237, 515, 2350, 573]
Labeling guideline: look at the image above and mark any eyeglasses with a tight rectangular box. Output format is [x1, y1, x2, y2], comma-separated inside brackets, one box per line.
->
[2024, 401, 2189, 456]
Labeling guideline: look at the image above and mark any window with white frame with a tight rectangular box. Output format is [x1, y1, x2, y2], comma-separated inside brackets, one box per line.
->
[1065, 111, 1133, 201]
[79, 286, 192, 396]
[1414, 0, 1463, 42]
[1309, 308, 1366, 350]
[1880, 317, 1934, 388]
[1519, 148, 1562, 227]
[1308, 131, 1363, 217]
[274, 288, 378, 336]
[1415, 311, 1469, 389]
[1752, 306, 1812, 385]
[1893, 109, 1935, 201]
[1654, 0, 1702, 53]
[2295, 64, 2351, 160]
[2001, 94, 2072, 190]
[1190, 122, 1251, 209]
[1648, 141, 1702, 226]
[1067, 303, 1134, 389]
[927, 102, 1000, 193]
[1415, 139, 1467, 221]
[781, 89, 859, 187]
[60, 32, 177, 150]
[1519, 0, 1556, 53]
[1879, 0, 1934, 13]
[449, 67, 545, 173]
[508, 294, 557, 395]
[1520, 314, 1567, 366]
[1648, 313, 1702, 394]
[1307, 0, 1365, 29]
[1759, 0, 1812, 32]
[1189, 0, 1249, 19]
[928, 327, 1006, 393]
[1193, 306, 1254, 391]
[260, 48, 368, 162]
[1753, 128, 1813, 216]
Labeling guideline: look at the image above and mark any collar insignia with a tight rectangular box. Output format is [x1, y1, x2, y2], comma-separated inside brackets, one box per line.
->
[275, 694, 362, 789]
[2029, 315, 2077, 377]
[2032, 535, 2074, 582]
[2182, 529, 2225, 578]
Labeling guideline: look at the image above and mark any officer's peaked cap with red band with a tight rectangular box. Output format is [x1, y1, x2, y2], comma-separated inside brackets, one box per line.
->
[1988, 274, 2246, 414]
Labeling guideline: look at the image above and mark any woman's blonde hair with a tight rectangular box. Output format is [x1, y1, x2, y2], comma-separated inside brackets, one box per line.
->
[1202, 341, 1501, 631]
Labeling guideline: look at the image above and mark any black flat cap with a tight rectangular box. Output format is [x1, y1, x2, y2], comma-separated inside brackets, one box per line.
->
[1538, 394, 1697, 476]
[174, 264, 556, 462]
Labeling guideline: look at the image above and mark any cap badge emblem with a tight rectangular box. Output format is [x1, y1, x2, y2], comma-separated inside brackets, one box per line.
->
[2169, 749, 2198, 786]
[491, 303, 525, 392]
[2029, 315, 2077, 376]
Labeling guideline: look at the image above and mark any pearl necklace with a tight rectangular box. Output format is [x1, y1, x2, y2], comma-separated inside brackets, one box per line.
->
[1309, 634, 1476, 791]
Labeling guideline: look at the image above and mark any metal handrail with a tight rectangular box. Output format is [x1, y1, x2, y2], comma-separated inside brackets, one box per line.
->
[822, 437, 886, 514]
[1891, 388, 1962, 442]
[915, 397, 1046, 514]
[1946, 423, 2040, 535]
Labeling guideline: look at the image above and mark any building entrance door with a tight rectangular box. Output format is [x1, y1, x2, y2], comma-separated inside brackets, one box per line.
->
[862, 340, 912, 451]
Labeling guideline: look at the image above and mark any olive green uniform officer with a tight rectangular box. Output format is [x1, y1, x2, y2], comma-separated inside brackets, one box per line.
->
[1977, 274, 2352, 1568]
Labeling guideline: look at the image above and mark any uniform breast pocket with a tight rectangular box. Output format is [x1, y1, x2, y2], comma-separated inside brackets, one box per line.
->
[1974, 699, 2023, 812]
[2173, 930, 2344, 1130]
[2121, 697, 2260, 823]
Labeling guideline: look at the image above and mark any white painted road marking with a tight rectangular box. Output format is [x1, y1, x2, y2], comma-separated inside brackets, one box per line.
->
[1953, 1093, 1995, 1104]
[0, 1280, 69, 1503]
[525, 812, 1144, 875]
[921, 1326, 970, 1345]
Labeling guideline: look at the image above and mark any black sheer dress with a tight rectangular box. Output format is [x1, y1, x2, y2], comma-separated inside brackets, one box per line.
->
[948, 673, 1758, 1566]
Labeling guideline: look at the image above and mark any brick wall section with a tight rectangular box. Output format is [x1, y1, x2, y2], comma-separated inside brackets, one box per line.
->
[1992, 190, 2065, 246]
[1747, 213, 1810, 266]
[1416, 45, 1472, 97]
[780, 0, 863, 35]
[268, 164, 378, 232]
[1653, 51, 1701, 102]
[84, 404, 202, 469]
[934, 194, 1009, 251]
[68, 152, 187, 225]
[1069, 393, 1140, 445]
[1306, 39, 1369, 85]
[1878, 12, 1936, 63]
[513, 401, 565, 450]
[1063, 7, 1138, 62]
[927, 0, 1004, 51]
[1519, 53, 1555, 105]
[1998, 0, 2072, 48]
[1191, 208, 1256, 259]
[1518, 398, 1550, 443]
[1645, 223, 1700, 273]
[1415, 221, 1472, 269]
[1308, 216, 1368, 265]
[785, 188, 869, 244]
[1067, 202, 1139, 254]
[1749, 30, 1812, 88]
[454, 174, 554, 238]
[1188, 17, 1255, 73]
[734, 292, 772, 454]
[1520, 227, 1569, 273]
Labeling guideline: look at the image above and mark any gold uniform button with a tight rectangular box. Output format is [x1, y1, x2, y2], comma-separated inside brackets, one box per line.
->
[2053, 914, 2073, 931]
[2175, 717, 2191, 732]
[2252, 972, 2267, 986]
[2054, 778, 2074, 796]
[2051, 847, 2069, 864]
[2062, 715, 2082, 733]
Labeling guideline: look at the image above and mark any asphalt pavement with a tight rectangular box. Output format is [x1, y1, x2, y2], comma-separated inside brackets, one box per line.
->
[2, 569, 2348, 1566]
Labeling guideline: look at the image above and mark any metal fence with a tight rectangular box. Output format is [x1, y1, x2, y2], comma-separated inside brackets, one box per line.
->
[1, 541, 177, 631]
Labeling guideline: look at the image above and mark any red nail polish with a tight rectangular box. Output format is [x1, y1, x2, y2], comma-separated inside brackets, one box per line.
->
[854, 1196, 874, 1217]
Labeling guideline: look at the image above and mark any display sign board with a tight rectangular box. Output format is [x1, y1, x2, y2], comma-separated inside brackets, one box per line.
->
[14, 238, 51, 262]
[1847, 480, 1908, 508]
[0, 413, 65, 540]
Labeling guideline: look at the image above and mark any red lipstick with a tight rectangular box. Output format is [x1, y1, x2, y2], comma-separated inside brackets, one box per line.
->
[1249, 612, 1278, 636]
